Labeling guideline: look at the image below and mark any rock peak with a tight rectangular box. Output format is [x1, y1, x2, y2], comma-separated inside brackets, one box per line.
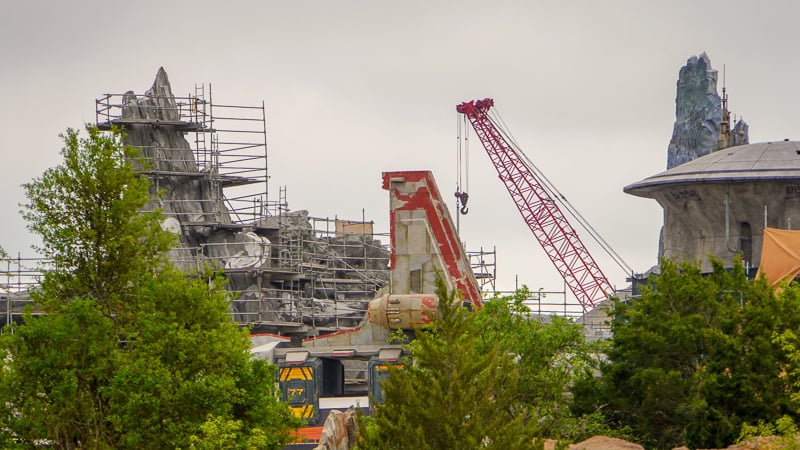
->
[142, 67, 178, 121]
[666, 53, 722, 169]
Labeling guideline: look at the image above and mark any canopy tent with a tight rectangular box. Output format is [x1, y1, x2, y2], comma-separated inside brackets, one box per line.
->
[757, 227, 800, 286]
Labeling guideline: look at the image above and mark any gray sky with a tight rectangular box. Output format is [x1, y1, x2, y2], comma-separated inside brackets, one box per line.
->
[3, 0, 799, 297]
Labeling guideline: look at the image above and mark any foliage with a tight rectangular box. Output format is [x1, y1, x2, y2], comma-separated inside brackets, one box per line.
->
[577, 258, 800, 449]
[187, 414, 278, 450]
[360, 279, 613, 448]
[0, 127, 297, 449]
[22, 127, 173, 316]
[360, 277, 540, 449]
[0, 246, 8, 296]
[472, 287, 616, 442]
[0, 299, 120, 447]
[355, 415, 378, 449]
[737, 416, 800, 450]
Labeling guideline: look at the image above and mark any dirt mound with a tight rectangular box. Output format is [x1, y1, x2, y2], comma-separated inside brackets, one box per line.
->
[540, 435, 786, 450]
[570, 436, 644, 450]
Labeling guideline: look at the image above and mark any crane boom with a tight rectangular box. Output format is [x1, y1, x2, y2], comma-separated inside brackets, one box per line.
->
[456, 98, 614, 310]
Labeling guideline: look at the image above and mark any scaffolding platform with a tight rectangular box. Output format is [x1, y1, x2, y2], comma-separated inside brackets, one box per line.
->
[96, 119, 209, 133]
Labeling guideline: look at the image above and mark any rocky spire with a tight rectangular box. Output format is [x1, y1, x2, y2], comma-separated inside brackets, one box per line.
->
[731, 118, 749, 147]
[666, 53, 722, 169]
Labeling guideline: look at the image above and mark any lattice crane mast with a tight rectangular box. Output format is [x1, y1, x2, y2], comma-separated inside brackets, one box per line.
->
[456, 98, 614, 310]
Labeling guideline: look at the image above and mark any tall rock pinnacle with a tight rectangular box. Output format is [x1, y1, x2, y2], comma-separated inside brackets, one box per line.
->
[666, 53, 722, 169]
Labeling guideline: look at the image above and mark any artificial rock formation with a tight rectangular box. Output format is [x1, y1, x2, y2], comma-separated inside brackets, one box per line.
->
[667, 53, 722, 169]
[623, 53, 800, 275]
[624, 53, 759, 273]
[666, 53, 749, 169]
[313, 407, 359, 450]
[116, 69, 389, 329]
[120, 69, 273, 324]
[123, 68, 223, 224]
[731, 118, 749, 147]
[2, 69, 389, 331]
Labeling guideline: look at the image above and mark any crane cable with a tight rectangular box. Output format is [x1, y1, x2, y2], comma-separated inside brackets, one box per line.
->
[455, 114, 469, 215]
[486, 107, 634, 277]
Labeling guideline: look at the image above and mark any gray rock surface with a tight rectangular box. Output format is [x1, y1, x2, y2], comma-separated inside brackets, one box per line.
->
[115, 68, 389, 329]
[122, 68, 230, 273]
[731, 117, 749, 147]
[667, 53, 722, 169]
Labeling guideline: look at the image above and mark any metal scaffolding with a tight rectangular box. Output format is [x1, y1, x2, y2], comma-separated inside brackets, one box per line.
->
[96, 85, 274, 225]
[2, 81, 500, 334]
[94, 85, 395, 332]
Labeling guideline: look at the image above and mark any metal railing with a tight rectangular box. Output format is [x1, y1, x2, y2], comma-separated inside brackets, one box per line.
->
[95, 92, 208, 129]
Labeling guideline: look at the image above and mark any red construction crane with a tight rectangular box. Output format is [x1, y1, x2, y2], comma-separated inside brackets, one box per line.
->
[456, 98, 615, 310]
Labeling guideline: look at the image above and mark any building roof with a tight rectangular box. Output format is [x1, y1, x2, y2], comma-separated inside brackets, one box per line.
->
[625, 140, 800, 198]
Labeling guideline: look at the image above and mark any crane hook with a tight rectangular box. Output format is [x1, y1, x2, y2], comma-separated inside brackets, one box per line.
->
[455, 191, 469, 215]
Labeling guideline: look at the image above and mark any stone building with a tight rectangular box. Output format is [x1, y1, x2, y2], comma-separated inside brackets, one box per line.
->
[625, 139, 800, 274]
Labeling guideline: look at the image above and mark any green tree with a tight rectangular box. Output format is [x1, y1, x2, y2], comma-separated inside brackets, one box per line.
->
[578, 258, 800, 449]
[0, 127, 297, 449]
[474, 288, 613, 441]
[360, 277, 539, 449]
[21, 127, 172, 317]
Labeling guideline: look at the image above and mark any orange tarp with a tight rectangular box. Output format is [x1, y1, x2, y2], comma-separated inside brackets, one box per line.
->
[757, 227, 800, 286]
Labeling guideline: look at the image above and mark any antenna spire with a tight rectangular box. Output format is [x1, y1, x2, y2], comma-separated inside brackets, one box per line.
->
[718, 64, 731, 150]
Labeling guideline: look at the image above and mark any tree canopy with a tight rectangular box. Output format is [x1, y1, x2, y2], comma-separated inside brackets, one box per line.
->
[22, 127, 172, 315]
[0, 127, 297, 449]
[363, 258, 800, 449]
[360, 279, 609, 449]
[361, 278, 538, 450]
[575, 258, 800, 449]
[473, 288, 611, 441]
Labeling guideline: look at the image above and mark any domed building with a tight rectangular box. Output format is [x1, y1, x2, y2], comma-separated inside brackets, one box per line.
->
[621, 53, 800, 279]
[625, 139, 800, 275]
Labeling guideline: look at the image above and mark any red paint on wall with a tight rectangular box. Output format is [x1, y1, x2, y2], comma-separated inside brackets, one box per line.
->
[382, 171, 482, 307]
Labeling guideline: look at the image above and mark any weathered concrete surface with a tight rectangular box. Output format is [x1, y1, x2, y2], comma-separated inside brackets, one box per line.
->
[626, 140, 800, 272]
[381, 170, 481, 304]
[626, 53, 760, 272]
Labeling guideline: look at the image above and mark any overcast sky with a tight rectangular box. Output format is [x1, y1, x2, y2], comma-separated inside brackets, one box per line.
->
[3, 1, 800, 299]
